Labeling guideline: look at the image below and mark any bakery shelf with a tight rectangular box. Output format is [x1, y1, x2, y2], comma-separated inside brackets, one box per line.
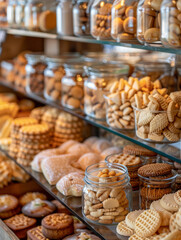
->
[0, 80, 180, 164]
[4, 28, 181, 55]
[0, 148, 128, 240]
[0, 220, 19, 240]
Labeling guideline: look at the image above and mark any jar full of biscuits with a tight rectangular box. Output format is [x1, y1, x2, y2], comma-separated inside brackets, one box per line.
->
[7, 0, 16, 28]
[137, 0, 163, 44]
[84, 63, 129, 120]
[44, 57, 65, 103]
[25, 53, 46, 96]
[111, 0, 138, 42]
[61, 62, 86, 110]
[161, 0, 181, 48]
[90, 0, 113, 40]
[73, 0, 91, 36]
[83, 162, 132, 225]
[15, 0, 26, 28]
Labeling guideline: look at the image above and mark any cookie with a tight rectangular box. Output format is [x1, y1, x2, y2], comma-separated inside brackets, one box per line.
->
[138, 163, 172, 177]
[125, 210, 144, 230]
[116, 220, 134, 236]
[123, 145, 157, 156]
[174, 190, 181, 205]
[160, 193, 179, 212]
[169, 213, 181, 232]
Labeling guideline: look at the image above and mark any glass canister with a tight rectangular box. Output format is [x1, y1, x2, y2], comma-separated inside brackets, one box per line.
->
[56, 0, 73, 36]
[15, 0, 26, 28]
[83, 162, 132, 225]
[111, 0, 138, 42]
[7, 0, 16, 27]
[44, 57, 65, 103]
[90, 0, 113, 40]
[61, 62, 86, 110]
[132, 61, 176, 92]
[137, 0, 163, 44]
[161, 0, 181, 48]
[84, 63, 129, 120]
[73, 0, 91, 36]
[25, 53, 46, 96]
[0, 0, 7, 27]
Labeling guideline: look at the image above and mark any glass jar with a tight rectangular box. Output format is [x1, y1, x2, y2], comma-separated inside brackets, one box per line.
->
[137, 0, 163, 44]
[61, 62, 86, 110]
[0, 60, 14, 85]
[161, 0, 181, 48]
[90, 0, 113, 40]
[84, 63, 129, 120]
[138, 170, 177, 209]
[111, 0, 138, 42]
[15, 0, 26, 28]
[56, 0, 73, 36]
[7, 0, 16, 27]
[132, 61, 176, 92]
[83, 162, 132, 225]
[0, 0, 7, 27]
[73, 0, 91, 36]
[44, 57, 65, 103]
[25, 53, 46, 96]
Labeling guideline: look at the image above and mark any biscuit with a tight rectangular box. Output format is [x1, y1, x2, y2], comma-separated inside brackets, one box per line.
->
[160, 193, 179, 212]
[162, 230, 181, 240]
[169, 213, 181, 232]
[150, 113, 169, 133]
[170, 91, 181, 103]
[167, 101, 178, 122]
[163, 128, 180, 142]
[103, 198, 119, 209]
[116, 220, 134, 236]
[174, 190, 181, 205]
[138, 163, 172, 177]
[125, 210, 144, 230]
[123, 145, 156, 156]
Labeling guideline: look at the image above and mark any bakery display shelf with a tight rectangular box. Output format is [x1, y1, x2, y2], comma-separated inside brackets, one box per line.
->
[0, 148, 130, 240]
[0, 220, 19, 240]
[5, 28, 181, 55]
[0, 80, 180, 164]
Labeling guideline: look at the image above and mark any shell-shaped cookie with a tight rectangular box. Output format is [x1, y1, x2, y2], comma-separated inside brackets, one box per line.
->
[138, 109, 155, 126]
[170, 91, 181, 103]
[116, 220, 134, 237]
[167, 101, 178, 123]
[163, 128, 180, 142]
[150, 113, 169, 133]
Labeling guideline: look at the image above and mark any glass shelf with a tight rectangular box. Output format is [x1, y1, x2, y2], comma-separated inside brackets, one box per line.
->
[0, 80, 180, 163]
[0, 147, 137, 240]
[4, 28, 181, 55]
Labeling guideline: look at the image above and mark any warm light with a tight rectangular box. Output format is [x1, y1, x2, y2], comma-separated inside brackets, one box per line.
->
[100, 1, 105, 7]
[77, 75, 83, 82]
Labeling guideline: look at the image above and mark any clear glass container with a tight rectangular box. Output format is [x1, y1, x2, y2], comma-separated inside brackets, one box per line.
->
[0, 60, 14, 85]
[111, 0, 138, 42]
[7, 0, 16, 27]
[73, 0, 91, 36]
[0, 0, 7, 27]
[25, 53, 46, 96]
[56, 0, 73, 36]
[133, 105, 181, 143]
[138, 170, 177, 209]
[132, 61, 176, 92]
[90, 0, 113, 40]
[83, 162, 132, 225]
[137, 0, 163, 44]
[15, 0, 26, 28]
[61, 62, 86, 110]
[84, 63, 129, 120]
[161, 0, 181, 48]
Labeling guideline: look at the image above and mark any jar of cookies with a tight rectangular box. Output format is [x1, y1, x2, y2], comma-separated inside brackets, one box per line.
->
[90, 0, 113, 40]
[137, 0, 163, 44]
[111, 0, 138, 42]
[0, 0, 8, 28]
[83, 162, 132, 225]
[84, 63, 129, 120]
[7, 0, 16, 27]
[138, 163, 177, 209]
[73, 0, 91, 36]
[15, 0, 26, 28]
[44, 57, 65, 103]
[25, 53, 46, 96]
[61, 62, 86, 110]
[161, 0, 181, 48]
[132, 61, 176, 92]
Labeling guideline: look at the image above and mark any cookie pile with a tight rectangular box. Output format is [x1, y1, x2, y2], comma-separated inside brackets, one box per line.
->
[9, 117, 38, 158]
[105, 76, 162, 130]
[138, 163, 174, 209]
[84, 167, 129, 225]
[134, 90, 181, 142]
[54, 112, 84, 147]
[117, 190, 181, 239]
[17, 123, 50, 166]
[30, 106, 50, 123]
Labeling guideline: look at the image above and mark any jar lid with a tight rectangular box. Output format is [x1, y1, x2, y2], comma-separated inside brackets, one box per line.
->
[83, 52, 113, 63]
[25, 53, 45, 64]
[135, 61, 171, 71]
[85, 63, 129, 77]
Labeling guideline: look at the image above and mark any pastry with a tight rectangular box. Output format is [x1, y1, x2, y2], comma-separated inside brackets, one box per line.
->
[78, 153, 100, 171]
[42, 213, 74, 239]
[91, 139, 112, 153]
[0, 195, 20, 219]
[22, 198, 56, 218]
[83, 136, 99, 148]
[4, 214, 37, 239]
[19, 192, 47, 206]
[67, 143, 91, 157]
[56, 172, 84, 196]
[58, 140, 79, 152]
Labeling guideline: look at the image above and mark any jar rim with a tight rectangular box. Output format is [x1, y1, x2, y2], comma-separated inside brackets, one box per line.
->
[135, 61, 171, 71]
[132, 104, 179, 114]
[25, 53, 45, 63]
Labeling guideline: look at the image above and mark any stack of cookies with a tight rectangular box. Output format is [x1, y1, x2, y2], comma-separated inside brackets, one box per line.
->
[17, 123, 50, 166]
[53, 112, 84, 147]
[30, 106, 50, 123]
[138, 163, 174, 209]
[106, 152, 142, 190]
[9, 117, 38, 158]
